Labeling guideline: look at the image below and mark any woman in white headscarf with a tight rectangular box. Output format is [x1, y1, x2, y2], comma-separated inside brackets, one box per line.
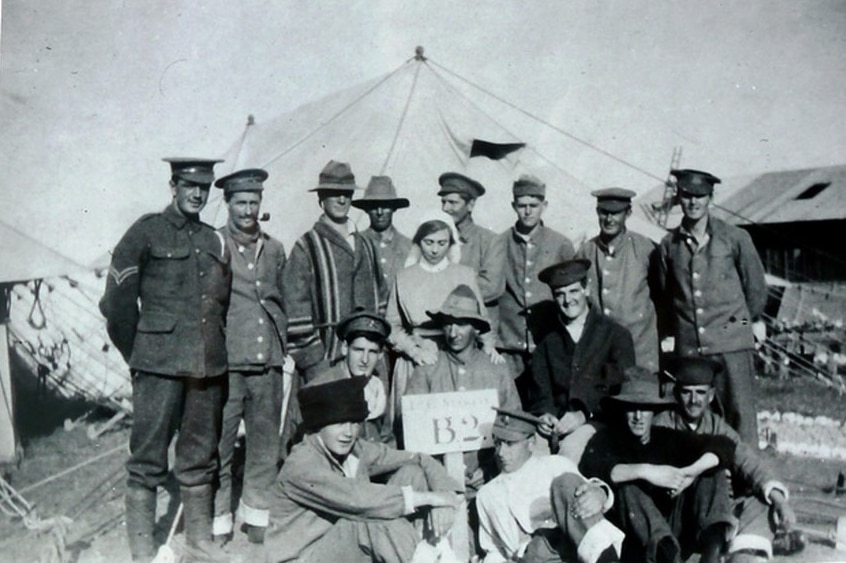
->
[385, 212, 489, 434]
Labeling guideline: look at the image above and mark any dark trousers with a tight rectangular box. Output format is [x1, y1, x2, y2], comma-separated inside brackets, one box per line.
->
[612, 470, 734, 563]
[709, 350, 758, 445]
[127, 371, 225, 491]
[214, 367, 284, 528]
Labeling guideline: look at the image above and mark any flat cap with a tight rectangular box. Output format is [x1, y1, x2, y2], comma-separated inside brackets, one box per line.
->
[669, 357, 719, 386]
[592, 187, 636, 212]
[671, 169, 721, 196]
[298, 377, 369, 432]
[438, 172, 486, 199]
[512, 174, 546, 198]
[351, 176, 410, 209]
[214, 168, 268, 194]
[492, 407, 539, 441]
[538, 259, 591, 289]
[162, 157, 223, 185]
[427, 284, 490, 333]
[337, 308, 391, 343]
[309, 160, 362, 192]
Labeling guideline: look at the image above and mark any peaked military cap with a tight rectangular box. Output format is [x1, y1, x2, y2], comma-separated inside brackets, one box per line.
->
[162, 157, 223, 185]
[538, 259, 591, 289]
[512, 174, 546, 198]
[591, 187, 636, 212]
[492, 407, 540, 440]
[426, 284, 490, 333]
[214, 168, 268, 194]
[671, 169, 721, 196]
[337, 308, 391, 342]
[351, 176, 410, 209]
[438, 172, 486, 199]
[309, 160, 363, 192]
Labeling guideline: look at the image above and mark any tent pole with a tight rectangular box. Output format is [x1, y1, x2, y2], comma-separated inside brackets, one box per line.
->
[0, 284, 18, 465]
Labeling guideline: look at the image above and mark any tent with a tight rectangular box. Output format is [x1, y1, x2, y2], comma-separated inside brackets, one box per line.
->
[0, 221, 130, 464]
[210, 48, 666, 251]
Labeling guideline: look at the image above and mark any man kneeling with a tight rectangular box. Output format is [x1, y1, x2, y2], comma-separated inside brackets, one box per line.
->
[476, 408, 624, 563]
[266, 377, 463, 562]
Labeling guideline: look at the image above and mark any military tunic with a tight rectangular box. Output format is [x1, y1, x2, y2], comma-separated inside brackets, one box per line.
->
[361, 226, 412, 287]
[659, 216, 768, 443]
[578, 229, 660, 371]
[99, 205, 231, 490]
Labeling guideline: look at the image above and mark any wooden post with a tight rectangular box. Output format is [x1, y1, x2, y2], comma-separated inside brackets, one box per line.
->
[443, 452, 469, 561]
[0, 323, 18, 464]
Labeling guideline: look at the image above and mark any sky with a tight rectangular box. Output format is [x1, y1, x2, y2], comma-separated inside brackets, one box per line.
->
[1, 0, 844, 266]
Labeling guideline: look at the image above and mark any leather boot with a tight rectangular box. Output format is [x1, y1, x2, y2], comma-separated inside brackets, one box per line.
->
[125, 485, 157, 562]
[181, 485, 230, 562]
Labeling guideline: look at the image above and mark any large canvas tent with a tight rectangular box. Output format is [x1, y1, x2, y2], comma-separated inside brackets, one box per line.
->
[210, 49, 665, 250]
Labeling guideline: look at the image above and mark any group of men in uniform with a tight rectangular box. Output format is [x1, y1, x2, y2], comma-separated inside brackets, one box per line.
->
[100, 154, 792, 563]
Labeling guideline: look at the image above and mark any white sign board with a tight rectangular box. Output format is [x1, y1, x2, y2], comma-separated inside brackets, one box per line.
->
[401, 389, 498, 455]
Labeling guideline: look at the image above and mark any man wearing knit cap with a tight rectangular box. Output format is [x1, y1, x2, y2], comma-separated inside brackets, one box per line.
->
[438, 172, 506, 335]
[100, 157, 230, 561]
[265, 377, 463, 563]
[307, 308, 393, 444]
[527, 259, 635, 460]
[579, 379, 735, 563]
[405, 284, 520, 491]
[212, 168, 288, 545]
[354, 175, 413, 286]
[498, 174, 575, 401]
[476, 408, 623, 563]
[577, 187, 661, 372]
[654, 358, 804, 561]
[658, 169, 768, 444]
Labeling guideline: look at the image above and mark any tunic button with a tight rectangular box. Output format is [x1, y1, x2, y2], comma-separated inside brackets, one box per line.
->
[603, 270, 610, 275]
[381, 258, 387, 263]
[167, 252, 172, 258]
[260, 299, 266, 304]
[525, 291, 532, 298]
[694, 290, 702, 297]
[199, 272, 205, 277]
[696, 308, 704, 315]
[202, 318, 207, 324]
[458, 368, 466, 375]
[256, 281, 261, 287]
[524, 277, 531, 283]
[257, 336, 264, 343]
[526, 260, 533, 266]
[602, 288, 609, 295]
[527, 243, 533, 249]
[693, 272, 700, 279]
[195, 248, 200, 254]
[698, 327, 705, 334]
[258, 318, 264, 325]
[604, 308, 611, 315]
[238, 246, 245, 253]
[257, 353, 264, 360]
[247, 263, 255, 270]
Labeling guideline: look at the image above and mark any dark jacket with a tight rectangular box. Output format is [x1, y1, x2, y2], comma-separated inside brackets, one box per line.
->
[99, 205, 231, 377]
[528, 307, 635, 418]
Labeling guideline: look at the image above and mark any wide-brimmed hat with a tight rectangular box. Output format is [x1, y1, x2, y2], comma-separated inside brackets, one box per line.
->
[600, 378, 675, 412]
[309, 160, 363, 192]
[426, 284, 490, 333]
[351, 176, 409, 210]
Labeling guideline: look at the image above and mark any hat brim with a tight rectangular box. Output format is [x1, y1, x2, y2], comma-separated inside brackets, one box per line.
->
[596, 201, 632, 213]
[492, 426, 535, 441]
[351, 198, 410, 210]
[309, 184, 362, 192]
[601, 395, 675, 412]
[425, 311, 490, 333]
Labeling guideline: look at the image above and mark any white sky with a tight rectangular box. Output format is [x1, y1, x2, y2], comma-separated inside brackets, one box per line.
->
[1, 0, 844, 265]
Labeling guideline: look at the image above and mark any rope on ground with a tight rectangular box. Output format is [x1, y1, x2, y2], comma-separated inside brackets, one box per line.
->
[18, 442, 127, 495]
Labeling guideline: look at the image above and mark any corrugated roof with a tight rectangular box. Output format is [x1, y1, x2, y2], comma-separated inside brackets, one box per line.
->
[634, 164, 846, 228]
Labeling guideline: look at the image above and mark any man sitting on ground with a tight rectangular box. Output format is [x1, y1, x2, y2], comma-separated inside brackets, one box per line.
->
[580, 377, 736, 563]
[265, 377, 463, 562]
[476, 408, 623, 563]
[654, 357, 804, 561]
